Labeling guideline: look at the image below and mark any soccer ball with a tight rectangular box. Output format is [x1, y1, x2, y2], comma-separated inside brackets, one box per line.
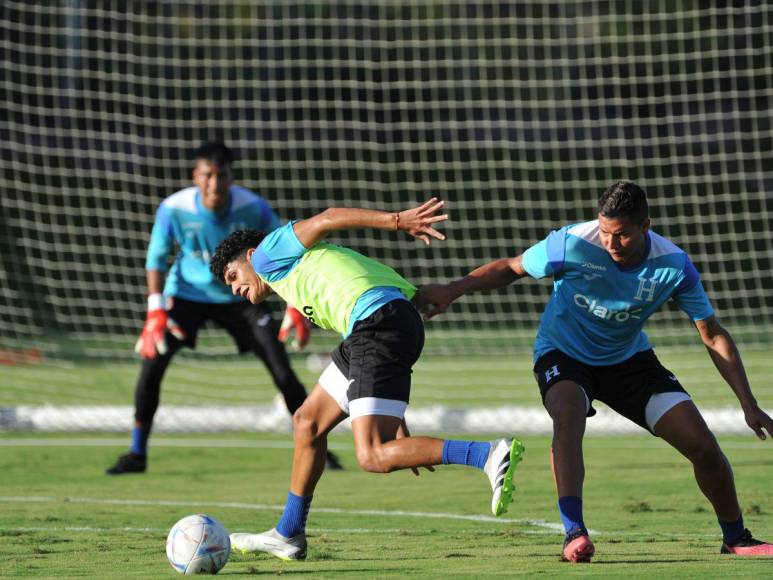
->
[166, 514, 231, 575]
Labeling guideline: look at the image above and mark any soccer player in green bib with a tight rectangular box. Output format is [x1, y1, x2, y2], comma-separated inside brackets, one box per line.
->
[211, 199, 525, 561]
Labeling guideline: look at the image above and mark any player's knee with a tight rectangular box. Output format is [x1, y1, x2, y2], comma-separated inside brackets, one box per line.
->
[354, 445, 392, 474]
[545, 384, 587, 427]
[292, 407, 322, 445]
[686, 434, 723, 468]
[550, 397, 587, 431]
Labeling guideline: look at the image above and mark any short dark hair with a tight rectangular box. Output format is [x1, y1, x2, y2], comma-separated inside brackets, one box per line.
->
[194, 141, 236, 167]
[210, 229, 266, 282]
[597, 181, 649, 224]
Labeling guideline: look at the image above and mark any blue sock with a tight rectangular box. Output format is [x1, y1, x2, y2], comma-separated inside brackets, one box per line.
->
[276, 492, 313, 538]
[130, 426, 150, 456]
[558, 496, 585, 534]
[719, 516, 745, 544]
[441, 440, 490, 470]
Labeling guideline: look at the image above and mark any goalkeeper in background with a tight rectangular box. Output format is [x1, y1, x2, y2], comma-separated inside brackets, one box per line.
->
[106, 141, 341, 475]
[417, 181, 773, 561]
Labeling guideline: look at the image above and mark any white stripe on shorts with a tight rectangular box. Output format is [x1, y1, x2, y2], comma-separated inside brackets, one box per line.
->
[317, 362, 409, 419]
[646, 391, 692, 432]
[319, 362, 352, 414]
[349, 397, 407, 420]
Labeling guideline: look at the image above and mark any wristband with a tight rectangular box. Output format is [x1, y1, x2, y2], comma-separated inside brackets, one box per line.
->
[147, 293, 165, 311]
[393, 212, 400, 231]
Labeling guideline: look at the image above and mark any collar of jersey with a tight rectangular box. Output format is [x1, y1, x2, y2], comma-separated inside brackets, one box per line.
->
[195, 188, 233, 222]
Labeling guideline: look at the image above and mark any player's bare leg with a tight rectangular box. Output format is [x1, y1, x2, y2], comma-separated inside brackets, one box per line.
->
[350, 414, 442, 473]
[230, 385, 345, 560]
[654, 400, 741, 519]
[544, 380, 594, 563]
[232, 392, 525, 561]
[289, 386, 348, 496]
[652, 399, 773, 555]
[544, 381, 587, 498]
[351, 414, 524, 516]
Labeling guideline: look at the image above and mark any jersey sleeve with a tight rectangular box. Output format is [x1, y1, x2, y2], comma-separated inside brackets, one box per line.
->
[521, 227, 568, 279]
[144, 204, 174, 272]
[673, 256, 714, 321]
[250, 221, 307, 282]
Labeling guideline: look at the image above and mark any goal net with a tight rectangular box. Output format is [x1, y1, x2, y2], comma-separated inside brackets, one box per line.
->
[2, 2, 771, 431]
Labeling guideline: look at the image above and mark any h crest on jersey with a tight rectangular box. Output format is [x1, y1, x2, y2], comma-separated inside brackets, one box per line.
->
[634, 277, 659, 302]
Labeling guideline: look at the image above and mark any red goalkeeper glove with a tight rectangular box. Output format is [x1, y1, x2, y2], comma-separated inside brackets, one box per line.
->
[278, 305, 312, 352]
[134, 294, 187, 359]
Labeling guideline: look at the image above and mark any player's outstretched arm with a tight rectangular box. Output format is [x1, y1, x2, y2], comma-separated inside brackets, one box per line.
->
[695, 315, 773, 440]
[415, 255, 527, 320]
[292, 198, 447, 248]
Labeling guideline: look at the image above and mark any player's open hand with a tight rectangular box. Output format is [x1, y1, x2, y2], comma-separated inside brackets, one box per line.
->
[413, 283, 455, 320]
[397, 198, 448, 245]
[743, 404, 773, 440]
[134, 308, 186, 359]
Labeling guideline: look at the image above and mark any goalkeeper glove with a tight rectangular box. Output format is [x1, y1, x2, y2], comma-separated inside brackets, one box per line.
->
[278, 305, 312, 352]
[134, 294, 187, 359]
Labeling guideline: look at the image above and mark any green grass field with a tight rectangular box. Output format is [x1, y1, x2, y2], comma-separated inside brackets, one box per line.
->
[2, 345, 772, 577]
[1, 433, 772, 578]
[4, 346, 773, 409]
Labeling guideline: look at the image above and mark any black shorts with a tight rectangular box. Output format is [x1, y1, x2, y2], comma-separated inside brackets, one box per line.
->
[533, 349, 689, 432]
[330, 299, 425, 404]
[167, 296, 278, 353]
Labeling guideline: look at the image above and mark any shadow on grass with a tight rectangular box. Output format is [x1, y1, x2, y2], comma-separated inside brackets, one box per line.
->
[611, 459, 773, 471]
[591, 557, 707, 564]
[238, 567, 376, 575]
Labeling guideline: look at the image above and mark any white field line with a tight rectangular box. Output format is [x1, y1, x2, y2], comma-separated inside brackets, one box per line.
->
[5, 497, 744, 540]
[0, 495, 566, 533]
[3, 526, 405, 534]
[0, 438, 351, 450]
[1, 525, 722, 539]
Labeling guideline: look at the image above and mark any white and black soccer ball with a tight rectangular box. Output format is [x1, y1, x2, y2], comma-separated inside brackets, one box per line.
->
[166, 514, 231, 575]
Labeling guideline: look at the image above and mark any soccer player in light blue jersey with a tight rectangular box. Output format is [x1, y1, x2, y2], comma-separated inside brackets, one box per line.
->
[417, 181, 773, 560]
[106, 141, 340, 475]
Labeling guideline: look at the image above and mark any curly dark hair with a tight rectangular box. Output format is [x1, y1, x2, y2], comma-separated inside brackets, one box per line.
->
[210, 229, 267, 282]
[597, 180, 649, 224]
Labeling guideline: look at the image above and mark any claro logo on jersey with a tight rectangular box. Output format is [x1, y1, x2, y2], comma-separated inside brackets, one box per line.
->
[573, 294, 642, 322]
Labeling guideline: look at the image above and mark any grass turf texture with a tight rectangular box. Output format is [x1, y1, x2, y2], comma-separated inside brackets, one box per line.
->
[1, 433, 771, 577]
[3, 346, 773, 409]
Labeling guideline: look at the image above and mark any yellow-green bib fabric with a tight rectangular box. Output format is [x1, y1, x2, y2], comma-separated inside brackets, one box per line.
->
[264, 242, 416, 335]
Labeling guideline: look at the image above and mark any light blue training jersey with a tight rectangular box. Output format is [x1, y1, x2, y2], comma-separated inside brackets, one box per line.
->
[146, 185, 280, 303]
[522, 220, 714, 365]
[251, 222, 410, 338]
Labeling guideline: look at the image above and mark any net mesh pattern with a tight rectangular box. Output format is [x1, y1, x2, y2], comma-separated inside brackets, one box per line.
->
[2, 1, 772, 361]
